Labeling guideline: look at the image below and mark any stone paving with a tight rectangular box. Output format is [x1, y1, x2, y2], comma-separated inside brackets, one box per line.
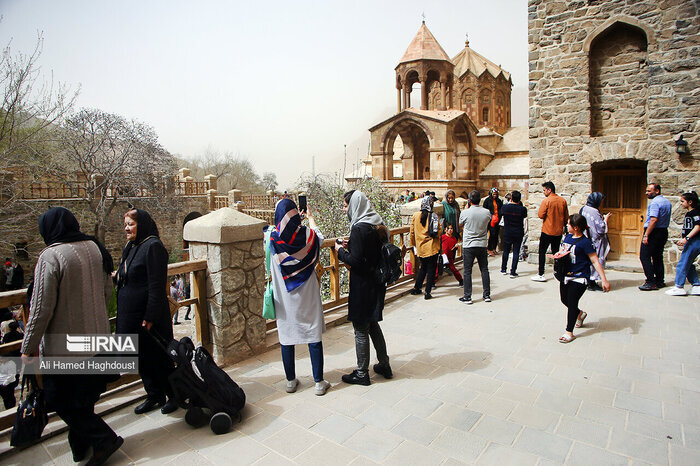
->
[6, 258, 700, 465]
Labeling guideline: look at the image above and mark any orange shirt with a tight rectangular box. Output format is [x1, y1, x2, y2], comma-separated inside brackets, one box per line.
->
[538, 193, 569, 236]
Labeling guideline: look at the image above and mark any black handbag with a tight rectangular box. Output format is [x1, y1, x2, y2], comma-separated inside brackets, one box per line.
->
[553, 237, 583, 282]
[10, 374, 48, 448]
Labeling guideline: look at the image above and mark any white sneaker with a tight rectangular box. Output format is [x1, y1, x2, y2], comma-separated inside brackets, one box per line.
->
[531, 274, 547, 282]
[285, 378, 299, 393]
[691, 285, 700, 296]
[665, 286, 687, 296]
[314, 380, 331, 396]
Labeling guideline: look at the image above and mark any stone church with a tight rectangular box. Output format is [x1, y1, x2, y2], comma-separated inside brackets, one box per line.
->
[361, 22, 529, 199]
[528, 0, 699, 262]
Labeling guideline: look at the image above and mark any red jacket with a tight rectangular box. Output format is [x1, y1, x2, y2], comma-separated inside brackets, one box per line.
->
[441, 234, 458, 255]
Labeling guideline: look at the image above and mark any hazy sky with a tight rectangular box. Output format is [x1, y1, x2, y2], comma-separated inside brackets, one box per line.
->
[1, 0, 528, 190]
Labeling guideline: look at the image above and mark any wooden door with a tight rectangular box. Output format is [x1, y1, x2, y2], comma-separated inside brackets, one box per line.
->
[598, 170, 646, 260]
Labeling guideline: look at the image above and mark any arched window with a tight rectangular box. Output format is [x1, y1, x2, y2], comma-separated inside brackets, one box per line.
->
[482, 107, 489, 123]
[588, 22, 648, 137]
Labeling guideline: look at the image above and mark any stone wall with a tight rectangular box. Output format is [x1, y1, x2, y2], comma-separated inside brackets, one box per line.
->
[1, 196, 210, 280]
[528, 0, 700, 265]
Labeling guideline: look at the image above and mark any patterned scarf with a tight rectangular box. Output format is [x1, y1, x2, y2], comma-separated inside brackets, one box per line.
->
[269, 198, 320, 292]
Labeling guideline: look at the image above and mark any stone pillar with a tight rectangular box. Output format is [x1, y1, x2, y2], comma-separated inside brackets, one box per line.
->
[204, 174, 217, 191]
[178, 168, 190, 180]
[440, 82, 446, 111]
[228, 189, 242, 206]
[420, 78, 428, 110]
[206, 189, 217, 211]
[397, 86, 402, 113]
[183, 208, 267, 366]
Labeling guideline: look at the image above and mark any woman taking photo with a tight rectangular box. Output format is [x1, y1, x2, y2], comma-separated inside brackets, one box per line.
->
[409, 195, 442, 299]
[580, 192, 611, 291]
[335, 190, 392, 386]
[666, 191, 700, 296]
[551, 214, 610, 343]
[22, 207, 122, 464]
[268, 199, 330, 396]
[115, 209, 177, 415]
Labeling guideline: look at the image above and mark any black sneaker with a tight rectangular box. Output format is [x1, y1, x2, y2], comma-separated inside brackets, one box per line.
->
[656, 282, 667, 289]
[409, 288, 422, 295]
[424, 293, 432, 300]
[500, 270, 507, 275]
[342, 370, 370, 386]
[373, 363, 393, 379]
[509, 273, 519, 279]
[459, 297, 473, 304]
[638, 282, 658, 291]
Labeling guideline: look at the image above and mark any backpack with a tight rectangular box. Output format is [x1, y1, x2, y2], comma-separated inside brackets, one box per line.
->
[428, 212, 440, 238]
[374, 228, 403, 286]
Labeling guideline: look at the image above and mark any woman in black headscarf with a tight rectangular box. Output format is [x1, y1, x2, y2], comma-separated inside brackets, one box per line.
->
[579, 192, 611, 291]
[21, 207, 123, 464]
[115, 209, 177, 415]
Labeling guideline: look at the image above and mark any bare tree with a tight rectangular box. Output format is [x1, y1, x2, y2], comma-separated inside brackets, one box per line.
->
[261, 172, 278, 192]
[0, 33, 77, 252]
[52, 108, 177, 243]
[186, 149, 263, 193]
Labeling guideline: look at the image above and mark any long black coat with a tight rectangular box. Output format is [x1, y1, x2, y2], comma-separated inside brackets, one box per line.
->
[483, 196, 504, 220]
[338, 222, 386, 324]
[116, 237, 173, 340]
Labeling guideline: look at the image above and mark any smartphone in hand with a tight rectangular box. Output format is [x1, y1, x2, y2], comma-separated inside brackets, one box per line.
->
[298, 195, 307, 213]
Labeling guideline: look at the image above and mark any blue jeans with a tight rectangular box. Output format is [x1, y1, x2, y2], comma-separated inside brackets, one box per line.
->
[280, 342, 324, 382]
[675, 238, 700, 287]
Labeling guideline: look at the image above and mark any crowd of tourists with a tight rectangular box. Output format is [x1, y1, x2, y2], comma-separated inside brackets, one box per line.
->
[405, 182, 699, 344]
[1, 181, 698, 463]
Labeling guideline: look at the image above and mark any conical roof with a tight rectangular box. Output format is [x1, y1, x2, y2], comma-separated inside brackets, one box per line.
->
[398, 22, 452, 64]
[452, 40, 511, 81]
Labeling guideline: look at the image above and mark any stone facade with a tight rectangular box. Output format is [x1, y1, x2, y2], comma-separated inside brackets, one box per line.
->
[528, 0, 700, 263]
[184, 208, 267, 365]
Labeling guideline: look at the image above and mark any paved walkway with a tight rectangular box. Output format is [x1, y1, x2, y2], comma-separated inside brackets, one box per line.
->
[6, 259, 700, 465]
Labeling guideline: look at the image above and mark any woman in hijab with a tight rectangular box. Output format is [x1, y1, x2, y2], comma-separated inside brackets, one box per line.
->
[335, 190, 392, 385]
[21, 207, 122, 464]
[580, 192, 611, 291]
[442, 189, 461, 239]
[115, 209, 177, 415]
[483, 187, 503, 256]
[268, 198, 330, 396]
[409, 195, 442, 299]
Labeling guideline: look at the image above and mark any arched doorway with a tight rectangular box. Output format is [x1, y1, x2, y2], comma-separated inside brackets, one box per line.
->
[383, 120, 432, 181]
[182, 212, 203, 260]
[593, 160, 646, 260]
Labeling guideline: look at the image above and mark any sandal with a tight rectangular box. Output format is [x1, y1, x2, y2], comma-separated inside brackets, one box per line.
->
[559, 333, 576, 344]
[575, 311, 587, 328]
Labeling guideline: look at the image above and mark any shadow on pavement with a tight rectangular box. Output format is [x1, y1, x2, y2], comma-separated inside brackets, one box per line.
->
[577, 316, 644, 338]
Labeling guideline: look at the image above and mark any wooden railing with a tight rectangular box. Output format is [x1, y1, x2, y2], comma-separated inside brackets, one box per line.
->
[175, 181, 209, 195]
[20, 182, 88, 199]
[214, 196, 229, 209]
[0, 259, 209, 431]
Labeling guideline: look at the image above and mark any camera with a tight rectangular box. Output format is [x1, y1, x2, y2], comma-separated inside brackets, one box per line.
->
[335, 238, 343, 245]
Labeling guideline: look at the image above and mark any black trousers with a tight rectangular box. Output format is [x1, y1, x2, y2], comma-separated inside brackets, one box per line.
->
[414, 254, 439, 294]
[640, 228, 668, 285]
[44, 374, 118, 455]
[501, 235, 524, 275]
[0, 376, 18, 409]
[463, 247, 490, 299]
[559, 280, 587, 332]
[538, 233, 562, 276]
[488, 224, 500, 251]
[138, 328, 175, 400]
[352, 321, 389, 378]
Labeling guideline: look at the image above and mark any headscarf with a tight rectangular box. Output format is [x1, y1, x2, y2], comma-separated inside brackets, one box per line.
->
[347, 191, 383, 229]
[441, 189, 460, 238]
[38, 207, 114, 273]
[586, 192, 604, 210]
[116, 209, 161, 289]
[269, 198, 320, 292]
[490, 187, 499, 195]
[129, 209, 160, 244]
[420, 195, 433, 212]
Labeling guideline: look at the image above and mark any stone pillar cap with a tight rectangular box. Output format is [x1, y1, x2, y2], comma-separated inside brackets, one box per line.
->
[184, 208, 266, 244]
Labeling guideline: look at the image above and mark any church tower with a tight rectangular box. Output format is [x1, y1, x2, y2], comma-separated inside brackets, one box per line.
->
[395, 22, 455, 112]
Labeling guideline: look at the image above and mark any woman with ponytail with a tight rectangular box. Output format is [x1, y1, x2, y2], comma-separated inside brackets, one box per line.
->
[666, 191, 700, 296]
[550, 214, 609, 343]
